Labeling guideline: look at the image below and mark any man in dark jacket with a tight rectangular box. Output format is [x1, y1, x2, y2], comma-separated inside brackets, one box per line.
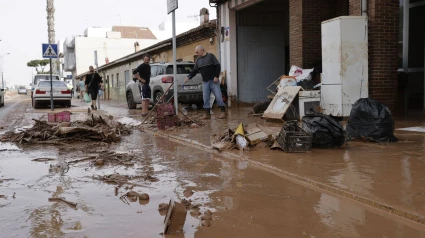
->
[133, 54, 151, 116]
[185, 45, 226, 119]
[85, 66, 103, 110]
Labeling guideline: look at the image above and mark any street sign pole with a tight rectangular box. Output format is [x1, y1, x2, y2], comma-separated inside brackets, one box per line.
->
[49, 58, 54, 111]
[42, 43, 58, 111]
[172, 11, 178, 114]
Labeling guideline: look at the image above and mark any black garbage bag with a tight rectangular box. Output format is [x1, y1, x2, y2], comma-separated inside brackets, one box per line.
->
[346, 98, 398, 143]
[302, 113, 346, 148]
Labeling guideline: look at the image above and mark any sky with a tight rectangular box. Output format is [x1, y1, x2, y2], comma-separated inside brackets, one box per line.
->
[0, 0, 217, 87]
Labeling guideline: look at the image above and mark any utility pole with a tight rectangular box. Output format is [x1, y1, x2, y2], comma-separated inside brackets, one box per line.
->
[47, 0, 57, 75]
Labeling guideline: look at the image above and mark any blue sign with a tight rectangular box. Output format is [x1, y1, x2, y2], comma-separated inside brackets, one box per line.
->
[42, 43, 58, 59]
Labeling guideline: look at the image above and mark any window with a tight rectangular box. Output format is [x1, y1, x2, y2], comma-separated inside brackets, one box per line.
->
[166, 65, 194, 74]
[151, 66, 158, 77]
[125, 70, 130, 86]
[38, 81, 67, 87]
[116, 73, 119, 88]
[111, 74, 114, 88]
[158, 66, 165, 75]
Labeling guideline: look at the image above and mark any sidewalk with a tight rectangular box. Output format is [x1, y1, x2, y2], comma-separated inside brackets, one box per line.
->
[74, 98, 425, 223]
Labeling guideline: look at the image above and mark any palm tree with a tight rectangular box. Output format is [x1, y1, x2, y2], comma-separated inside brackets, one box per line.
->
[46, 0, 57, 74]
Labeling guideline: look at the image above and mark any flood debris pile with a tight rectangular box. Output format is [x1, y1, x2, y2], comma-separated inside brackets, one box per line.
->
[212, 123, 274, 152]
[1, 115, 131, 145]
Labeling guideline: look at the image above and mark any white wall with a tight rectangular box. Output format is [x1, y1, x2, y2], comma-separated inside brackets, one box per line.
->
[219, 3, 238, 106]
[84, 27, 112, 37]
[74, 37, 159, 75]
[151, 21, 199, 40]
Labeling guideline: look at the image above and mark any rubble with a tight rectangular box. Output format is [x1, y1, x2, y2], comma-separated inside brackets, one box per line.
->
[0, 115, 131, 145]
[159, 203, 169, 211]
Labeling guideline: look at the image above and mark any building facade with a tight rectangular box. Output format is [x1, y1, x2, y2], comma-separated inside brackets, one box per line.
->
[76, 20, 218, 103]
[63, 26, 159, 82]
[215, 0, 424, 113]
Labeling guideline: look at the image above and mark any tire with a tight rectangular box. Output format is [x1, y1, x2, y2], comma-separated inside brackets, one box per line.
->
[154, 91, 164, 104]
[33, 99, 41, 109]
[126, 92, 137, 109]
[65, 100, 71, 108]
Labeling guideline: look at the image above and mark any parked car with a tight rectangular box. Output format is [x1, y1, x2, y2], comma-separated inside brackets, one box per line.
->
[0, 88, 4, 107]
[18, 86, 27, 95]
[125, 62, 204, 109]
[32, 80, 72, 109]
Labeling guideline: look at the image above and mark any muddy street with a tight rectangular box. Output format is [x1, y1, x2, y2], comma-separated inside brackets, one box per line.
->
[1, 94, 425, 238]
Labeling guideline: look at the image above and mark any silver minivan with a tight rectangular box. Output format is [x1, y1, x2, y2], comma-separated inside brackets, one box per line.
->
[126, 62, 204, 109]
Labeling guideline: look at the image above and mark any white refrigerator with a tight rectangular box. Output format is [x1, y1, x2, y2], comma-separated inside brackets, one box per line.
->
[320, 16, 369, 117]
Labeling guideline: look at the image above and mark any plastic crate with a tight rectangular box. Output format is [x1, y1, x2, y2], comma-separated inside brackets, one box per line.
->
[47, 111, 71, 122]
[55, 111, 71, 122]
[157, 103, 175, 118]
[48, 113, 56, 122]
[157, 115, 177, 130]
[276, 122, 312, 153]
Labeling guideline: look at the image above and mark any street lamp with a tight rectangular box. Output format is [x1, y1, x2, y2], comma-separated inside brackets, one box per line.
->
[1, 53, 11, 89]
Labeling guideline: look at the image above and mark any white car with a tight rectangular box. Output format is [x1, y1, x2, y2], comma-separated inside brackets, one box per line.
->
[32, 80, 72, 109]
[125, 62, 204, 109]
[18, 86, 27, 95]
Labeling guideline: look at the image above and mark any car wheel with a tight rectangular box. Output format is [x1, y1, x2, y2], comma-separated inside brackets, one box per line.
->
[126, 92, 137, 109]
[33, 100, 41, 109]
[154, 91, 164, 104]
[65, 100, 71, 108]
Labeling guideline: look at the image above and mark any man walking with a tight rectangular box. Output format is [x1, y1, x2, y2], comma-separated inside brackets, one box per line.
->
[185, 45, 226, 119]
[85, 66, 103, 110]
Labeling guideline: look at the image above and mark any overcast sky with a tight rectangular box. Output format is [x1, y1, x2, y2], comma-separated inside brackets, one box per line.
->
[0, 0, 216, 86]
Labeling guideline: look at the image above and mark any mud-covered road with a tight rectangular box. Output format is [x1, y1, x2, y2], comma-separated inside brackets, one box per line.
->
[1, 93, 424, 238]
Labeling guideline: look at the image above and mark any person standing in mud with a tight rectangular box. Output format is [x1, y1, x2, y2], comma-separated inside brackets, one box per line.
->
[184, 45, 226, 119]
[133, 54, 151, 116]
[85, 66, 103, 110]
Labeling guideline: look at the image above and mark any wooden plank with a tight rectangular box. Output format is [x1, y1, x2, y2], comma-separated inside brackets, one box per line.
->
[263, 86, 302, 120]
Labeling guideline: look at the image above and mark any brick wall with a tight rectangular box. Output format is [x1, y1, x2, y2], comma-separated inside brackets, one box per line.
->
[289, 0, 303, 67]
[349, 0, 361, 15]
[289, 0, 349, 68]
[367, 0, 399, 111]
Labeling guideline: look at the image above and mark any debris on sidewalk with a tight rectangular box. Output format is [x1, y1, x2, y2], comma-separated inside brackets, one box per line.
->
[263, 86, 302, 121]
[302, 113, 346, 148]
[164, 199, 187, 235]
[245, 123, 272, 146]
[276, 122, 312, 153]
[346, 98, 398, 143]
[232, 123, 248, 150]
[1, 115, 131, 145]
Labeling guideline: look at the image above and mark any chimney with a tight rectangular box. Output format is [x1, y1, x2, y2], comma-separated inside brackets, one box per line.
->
[200, 8, 209, 25]
[134, 41, 140, 52]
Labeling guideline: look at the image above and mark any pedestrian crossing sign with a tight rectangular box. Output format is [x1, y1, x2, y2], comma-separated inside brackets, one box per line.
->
[42, 43, 58, 58]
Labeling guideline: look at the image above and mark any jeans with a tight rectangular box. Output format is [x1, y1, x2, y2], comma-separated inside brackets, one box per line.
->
[202, 80, 226, 109]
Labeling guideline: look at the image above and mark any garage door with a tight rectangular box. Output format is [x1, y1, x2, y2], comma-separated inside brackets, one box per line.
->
[237, 10, 286, 103]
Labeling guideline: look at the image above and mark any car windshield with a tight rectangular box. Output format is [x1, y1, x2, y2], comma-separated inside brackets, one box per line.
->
[166, 65, 194, 74]
[38, 81, 67, 88]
